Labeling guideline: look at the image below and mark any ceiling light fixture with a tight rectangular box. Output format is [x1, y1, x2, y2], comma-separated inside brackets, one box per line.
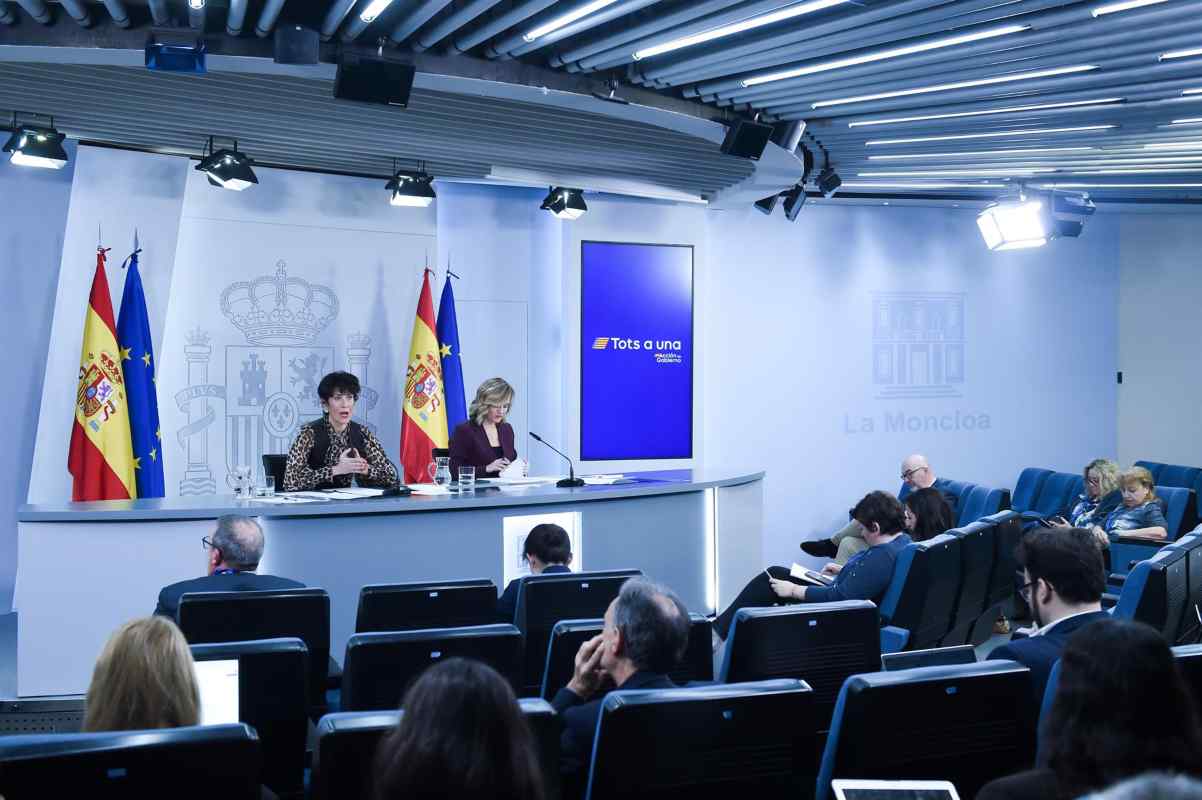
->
[1037, 182, 1202, 188]
[1160, 47, 1202, 61]
[188, 0, 205, 8]
[859, 168, 1057, 176]
[524, 0, 621, 42]
[1184, 88, 1202, 95]
[1061, 166, 1202, 173]
[359, 0, 396, 23]
[633, 0, 848, 60]
[540, 186, 587, 219]
[386, 163, 436, 207]
[1167, 118, 1202, 125]
[195, 136, 257, 191]
[840, 181, 1006, 189]
[868, 146, 1094, 160]
[1144, 140, 1202, 148]
[814, 64, 1098, 109]
[741, 24, 1028, 87]
[2, 113, 69, 169]
[847, 98, 1125, 127]
[865, 125, 1116, 145]
[1091, 0, 1168, 16]
[977, 196, 1048, 250]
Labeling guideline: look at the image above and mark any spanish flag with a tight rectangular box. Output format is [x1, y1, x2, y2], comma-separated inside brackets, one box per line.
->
[68, 247, 137, 501]
[400, 270, 449, 483]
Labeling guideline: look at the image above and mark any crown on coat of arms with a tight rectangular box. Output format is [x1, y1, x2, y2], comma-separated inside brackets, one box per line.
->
[220, 260, 338, 346]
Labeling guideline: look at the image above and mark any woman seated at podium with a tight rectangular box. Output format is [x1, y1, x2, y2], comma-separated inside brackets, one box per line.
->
[283, 371, 399, 491]
[449, 377, 520, 479]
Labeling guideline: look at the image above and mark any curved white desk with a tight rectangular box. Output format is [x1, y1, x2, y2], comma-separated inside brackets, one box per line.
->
[16, 469, 764, 697]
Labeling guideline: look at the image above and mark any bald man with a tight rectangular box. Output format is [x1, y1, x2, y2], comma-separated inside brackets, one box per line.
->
[801, 454, 959, 563]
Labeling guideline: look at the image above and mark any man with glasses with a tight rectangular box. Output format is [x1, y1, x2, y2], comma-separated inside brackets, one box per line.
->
[802, 453, 959, 563]
[986, 527, 1107, 703]
[153, 514, 303, 619]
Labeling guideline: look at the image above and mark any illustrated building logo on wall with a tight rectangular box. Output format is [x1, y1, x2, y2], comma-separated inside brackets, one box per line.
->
[872, 292, 966, 400]
[175, 261, 380, 496]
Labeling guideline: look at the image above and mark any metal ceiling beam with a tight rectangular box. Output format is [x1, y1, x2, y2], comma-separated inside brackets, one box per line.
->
[99, 0, 130, 28]
[255, 0, 287, 37]
[390, 0, 456, 46]
[413, 0, 505, 51]
[449, 0, 558, 54]
[57, 0, 91, 27]
[0, 3, 16, 25]
[146, 0, 169, 25]
[227, 0, 249, 35]
[490, 0, 662, 59]
[319, 0, 356, 40]
[12, 0, 49, 24]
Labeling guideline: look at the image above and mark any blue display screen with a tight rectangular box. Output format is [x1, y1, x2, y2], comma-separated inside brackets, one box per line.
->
[580, 241, 694, 461]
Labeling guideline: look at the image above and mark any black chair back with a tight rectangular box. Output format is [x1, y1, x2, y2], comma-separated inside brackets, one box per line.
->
[671, 614, 716, 686]
[311, 699, 560, 800]
[945, 520, 995, 645]
[355, 579, 499, 633]
[515, 569, 640, 695]
[191, 637, 308, 797]
[881, 645, 976, 671]
[1172, 534, 1202, 644]
[262, 454, 287, 491]
[341, 624, 523, 711]
[177, 588, 330, 711]
[1173, 644, 1202, 724]
[0, 724, 261, 800]
[718, 601, 879, 727]
[585, 679, 817, 800]
[816, 661, 1035, 800]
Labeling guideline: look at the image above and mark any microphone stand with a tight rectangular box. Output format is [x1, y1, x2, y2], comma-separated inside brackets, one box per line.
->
[529, 432, 585, 488]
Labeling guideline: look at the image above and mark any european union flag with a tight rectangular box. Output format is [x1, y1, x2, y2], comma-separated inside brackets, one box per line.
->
[117, 245, 165, 497]
[436, 274, 467, 431]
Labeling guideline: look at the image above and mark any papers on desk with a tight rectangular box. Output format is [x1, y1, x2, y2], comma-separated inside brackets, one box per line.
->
[258, 487, 389, 503]
[492, 476, 557, 486]
[406, 484, 452, 495]
[581, 474, 635, 486]
[499, 458, 529, 479]
[246, 494, 324, 504]
[330, 487, 386, 498]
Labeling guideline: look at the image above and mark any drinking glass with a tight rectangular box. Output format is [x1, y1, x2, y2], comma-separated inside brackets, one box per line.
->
[458, 466, 475, 492]
[427, 457, 452, 486]
[257, 475, 276, 497]
[226, 465, 252, 497]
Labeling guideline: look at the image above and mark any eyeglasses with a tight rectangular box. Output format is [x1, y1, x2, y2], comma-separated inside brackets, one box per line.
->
[486, 403, 511, 411]
[1085, 475, 1101, 486]
[901, 465, 928, 480]
[1019, 580, 1036, 601]
[202, 536, 222, 558]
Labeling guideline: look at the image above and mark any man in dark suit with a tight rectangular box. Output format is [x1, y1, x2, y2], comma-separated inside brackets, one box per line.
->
[986, 527, 1108, 703]
[551, 577, 690, 783]
[154, 514, 304, 619]
[496, 523, 573, 622]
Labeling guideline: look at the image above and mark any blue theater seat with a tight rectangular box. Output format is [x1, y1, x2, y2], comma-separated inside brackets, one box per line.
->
[878, 534, 961, 653]
[585, 679, 817, 800]
[816, 661, 1036, 800]
[1109, 486, 1199, 577]
[1022, 471, 1080, 523]
[955, 485, 1007, 527]
[0, 724, 261, 799]
[1112, 547, 1189, 644]
[355, 578, 499, 633]
[341, 624, 523, 711]
[719, 601, 880, 728]
[1011, 468, 1053, 515]
[311, 699, 560, 800]
[1171, 532, 1202, 644]
[945, 520, 995, 645]
[1135, 460, 1167, 482]
[881, 645, 976, 671]
[969, 511, 1023, 645]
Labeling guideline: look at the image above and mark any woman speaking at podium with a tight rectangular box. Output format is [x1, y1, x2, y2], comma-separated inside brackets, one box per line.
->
[283, 371, 399, 491]
[449, 377, 520, 479]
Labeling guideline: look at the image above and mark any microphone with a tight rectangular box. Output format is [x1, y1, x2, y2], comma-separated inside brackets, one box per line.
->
[529, 432, 585, 488]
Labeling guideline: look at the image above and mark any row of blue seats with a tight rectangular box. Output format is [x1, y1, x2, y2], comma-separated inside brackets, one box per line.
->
[1137, 460, 1202, 501]
[899, 476, 1010, 527]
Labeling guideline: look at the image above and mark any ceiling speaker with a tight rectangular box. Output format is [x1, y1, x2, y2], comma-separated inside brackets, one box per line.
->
[720, 119, 774, 160]
[334, 55, 416, 108]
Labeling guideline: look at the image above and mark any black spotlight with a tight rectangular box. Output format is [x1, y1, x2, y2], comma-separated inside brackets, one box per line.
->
[3, 114, 68, 169]
[754, 194, 781, 215]
[540, 186, 587, 220]
[782, 184, 807, 221]
[386, 168, 436, 208]
[816, 166, 842, 197]
[196, 137, 258, 191]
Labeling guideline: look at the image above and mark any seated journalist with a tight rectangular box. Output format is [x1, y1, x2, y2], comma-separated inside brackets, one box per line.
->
[552, 577, 689, 783]
[715, 490, 911, 642]
[1086, 466, 1169, 547]
[496, 523, 573, 623]
[154, 515, 303, 619]
[282, 370, 398, 491]
[802, 453, 957, 563]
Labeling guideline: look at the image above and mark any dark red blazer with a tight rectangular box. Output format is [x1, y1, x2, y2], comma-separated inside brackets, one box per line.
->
[449, 421, 517, 478]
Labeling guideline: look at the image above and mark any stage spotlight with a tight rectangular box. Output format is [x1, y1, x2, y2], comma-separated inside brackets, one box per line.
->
[386, 169, 436, 207]
[816, 166, 842, 196]
[540, 187, 587, 220]
[1048, 190, 1096, 237]
[3, 115, 68, 169]
[196, 137, 257, 191]
[754, 194, 780, 215]
[976, 194, 1048, 251]
[782, 184, 807, 220]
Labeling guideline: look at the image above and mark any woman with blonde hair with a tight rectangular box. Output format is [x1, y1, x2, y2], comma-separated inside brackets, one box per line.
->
[1088, 466, 1169, 546]
[83, 616, 199, 732]
[448, 377, 524, 479]
[1053, 458, 1123, 530]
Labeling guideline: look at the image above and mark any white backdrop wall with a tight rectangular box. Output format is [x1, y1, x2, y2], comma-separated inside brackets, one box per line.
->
[704, 202, 1120, 569]
[1116, 213, 1202, 467]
